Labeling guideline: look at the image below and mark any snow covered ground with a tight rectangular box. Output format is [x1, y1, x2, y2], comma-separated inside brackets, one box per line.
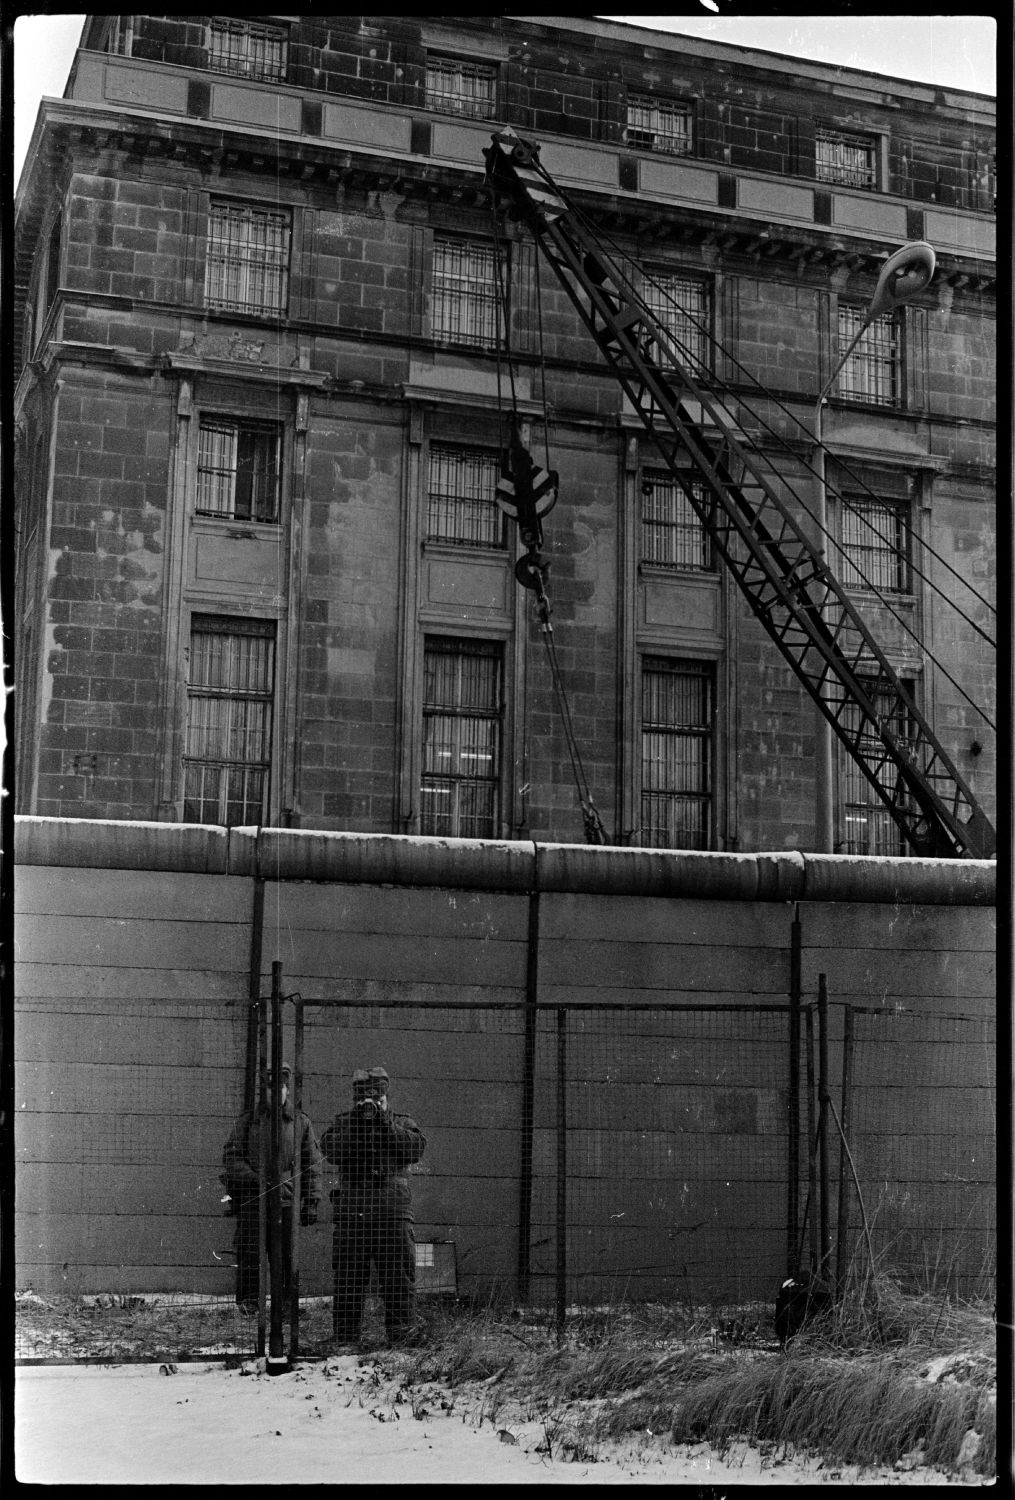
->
[14, 1356, 981, 1485]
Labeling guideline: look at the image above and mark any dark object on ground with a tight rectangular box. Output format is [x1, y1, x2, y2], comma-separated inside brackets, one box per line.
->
[775, 1270, 833, 1342]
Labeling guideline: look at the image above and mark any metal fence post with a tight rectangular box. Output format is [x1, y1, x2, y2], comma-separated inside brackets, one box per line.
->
[256, 986, 268, 1355]
[555, 1006, 567, 1344]
[804, 1004, 818, 1271]
[817, 975, 831, 1282]
[267, 961, 288, 1373]
[290, 997, 305, 1357]
[517, 884, 540, 1305]
[836, 1003, 855, 1293]
[788, 906, 801, 1270]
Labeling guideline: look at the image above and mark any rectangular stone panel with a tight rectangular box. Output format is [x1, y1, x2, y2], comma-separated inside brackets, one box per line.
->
[640, 574, 721, 636]
[738, 176, 814, 223]
[209, 82, 301, 133]
[322, 101, 412, 153]
[424, 555, 511, 614]
[924, 209, 995, 257]
[102, 60, 190, 114]
[191, 531, 283, 590]
[639, 158, 719, 205]
[832, 194, 908, 238]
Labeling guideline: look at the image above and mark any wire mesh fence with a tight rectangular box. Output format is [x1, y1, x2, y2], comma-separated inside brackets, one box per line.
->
[831, 1007, 996, 1299]
[15, 985, 995, 1363]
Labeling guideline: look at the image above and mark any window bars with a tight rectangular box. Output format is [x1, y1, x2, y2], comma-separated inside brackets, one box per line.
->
[642, 272, 709, 371]
[640, 657, 713, 850]
[205, 203, 290, 316]
[816, 128, 878, 190]
[641, 471, 712, 570]
[836, 306, 899, 407]
[209, 19, 288, 83]
[840, 497, 908, 594]
[432, 237, 500, 347]
[183, 616, 275, 828]
[626, 93, 693, 156]
[840, 678, 915, 855]
[197, 420, 281, 523]
[427, 445, 505, 548]
[425, 55, 497, 120]
[421, 637, 502, 838]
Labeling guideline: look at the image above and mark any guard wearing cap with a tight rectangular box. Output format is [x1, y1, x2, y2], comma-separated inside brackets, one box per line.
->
[321, 1065, 426, 1346]
[221, 1063, 323, 1315]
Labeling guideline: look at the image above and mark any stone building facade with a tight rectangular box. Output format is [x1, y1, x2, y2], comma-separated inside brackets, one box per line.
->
[13, 14, 996, 853]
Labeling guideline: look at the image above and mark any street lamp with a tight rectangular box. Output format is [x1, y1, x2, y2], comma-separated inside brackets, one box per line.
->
[812, 242, 936, 853]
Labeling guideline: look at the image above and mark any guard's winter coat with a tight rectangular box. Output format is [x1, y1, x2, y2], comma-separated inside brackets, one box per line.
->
[222, 1099, 324, 1212]
[321, 1104, 426, 1342]
[320, 1106, 425, 1220]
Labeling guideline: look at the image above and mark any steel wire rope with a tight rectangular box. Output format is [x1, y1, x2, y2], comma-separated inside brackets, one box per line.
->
[532, 243, 554, 474]
[637, 261, 998, 649]
[489, 181, 608, 844]
[624, 261, 999, 732]
[565, 187, 996, 625]
[528, 176, 998, 730]
[487, 185, 516, 450]
[550, 174, 996, 636]
[533, 570, 608, 843]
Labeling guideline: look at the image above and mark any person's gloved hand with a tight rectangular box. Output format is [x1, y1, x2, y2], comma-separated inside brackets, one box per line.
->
[300, 1201, 318, 1227]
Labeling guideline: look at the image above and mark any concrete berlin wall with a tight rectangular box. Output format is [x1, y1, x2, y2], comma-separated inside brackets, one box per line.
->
[14, 817, 995, 1302]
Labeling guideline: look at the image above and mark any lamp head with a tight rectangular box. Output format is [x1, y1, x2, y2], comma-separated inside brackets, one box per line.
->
[868, 242, 936, 320]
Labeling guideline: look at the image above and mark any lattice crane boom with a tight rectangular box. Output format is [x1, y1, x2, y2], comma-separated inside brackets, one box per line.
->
[485, 127, 994, 860]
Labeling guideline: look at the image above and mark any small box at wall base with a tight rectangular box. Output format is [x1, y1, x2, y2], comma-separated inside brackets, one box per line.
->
[415, 1239, 458, 1296]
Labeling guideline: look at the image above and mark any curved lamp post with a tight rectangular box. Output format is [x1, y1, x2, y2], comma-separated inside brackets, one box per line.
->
[812, 242, 936, 853]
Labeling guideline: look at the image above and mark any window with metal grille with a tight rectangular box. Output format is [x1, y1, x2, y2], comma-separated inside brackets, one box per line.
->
[836, 306, 899, 407]
[421, 637, 502, 839]
[205, 202, 290, 316]
[643, 272, 709, 370]
[209, 18, 287, 82]
[432, 237, 500, 347]
[840, 495, 909, 593]
[640, 657, 713, 850]
[816, 128, 878, 189]
[183, 616, 275, 828]
[197, 418, 281, 523]
[425, 54, 497, 120]
[626, 93, 693, 155]
[427, 444, 504, 548]
[840, 677, 915, 855]
[641, 470, 712, 570]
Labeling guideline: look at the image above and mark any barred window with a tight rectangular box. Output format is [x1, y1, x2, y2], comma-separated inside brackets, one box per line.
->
[197, 418, 281, 523]
[626, 93, 693, 155]
[841, 677, 915, 855]
[205, 202, 290, 316]
[816, 128, 878, 190]
[643, 272, 709, 370]
[837, 307, 899, 407]
[640, 658, 713, 851]
[184, 616, 275, 828]
[641, 471, 712, 570]
[432, 237, 500, 347]
[209, 18, 287, 83]
[427, 445, 504, 548]
[426, 54, 497, 120]
[840, 496, 908, 594]
[421, 637, 502, 839]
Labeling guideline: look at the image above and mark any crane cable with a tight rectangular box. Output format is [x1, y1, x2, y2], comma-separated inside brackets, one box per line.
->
[542, 181, 997, 732]
[530, 563, 609, 846]
[559, 171, 997, 635]
[488, 181, 610, 845]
